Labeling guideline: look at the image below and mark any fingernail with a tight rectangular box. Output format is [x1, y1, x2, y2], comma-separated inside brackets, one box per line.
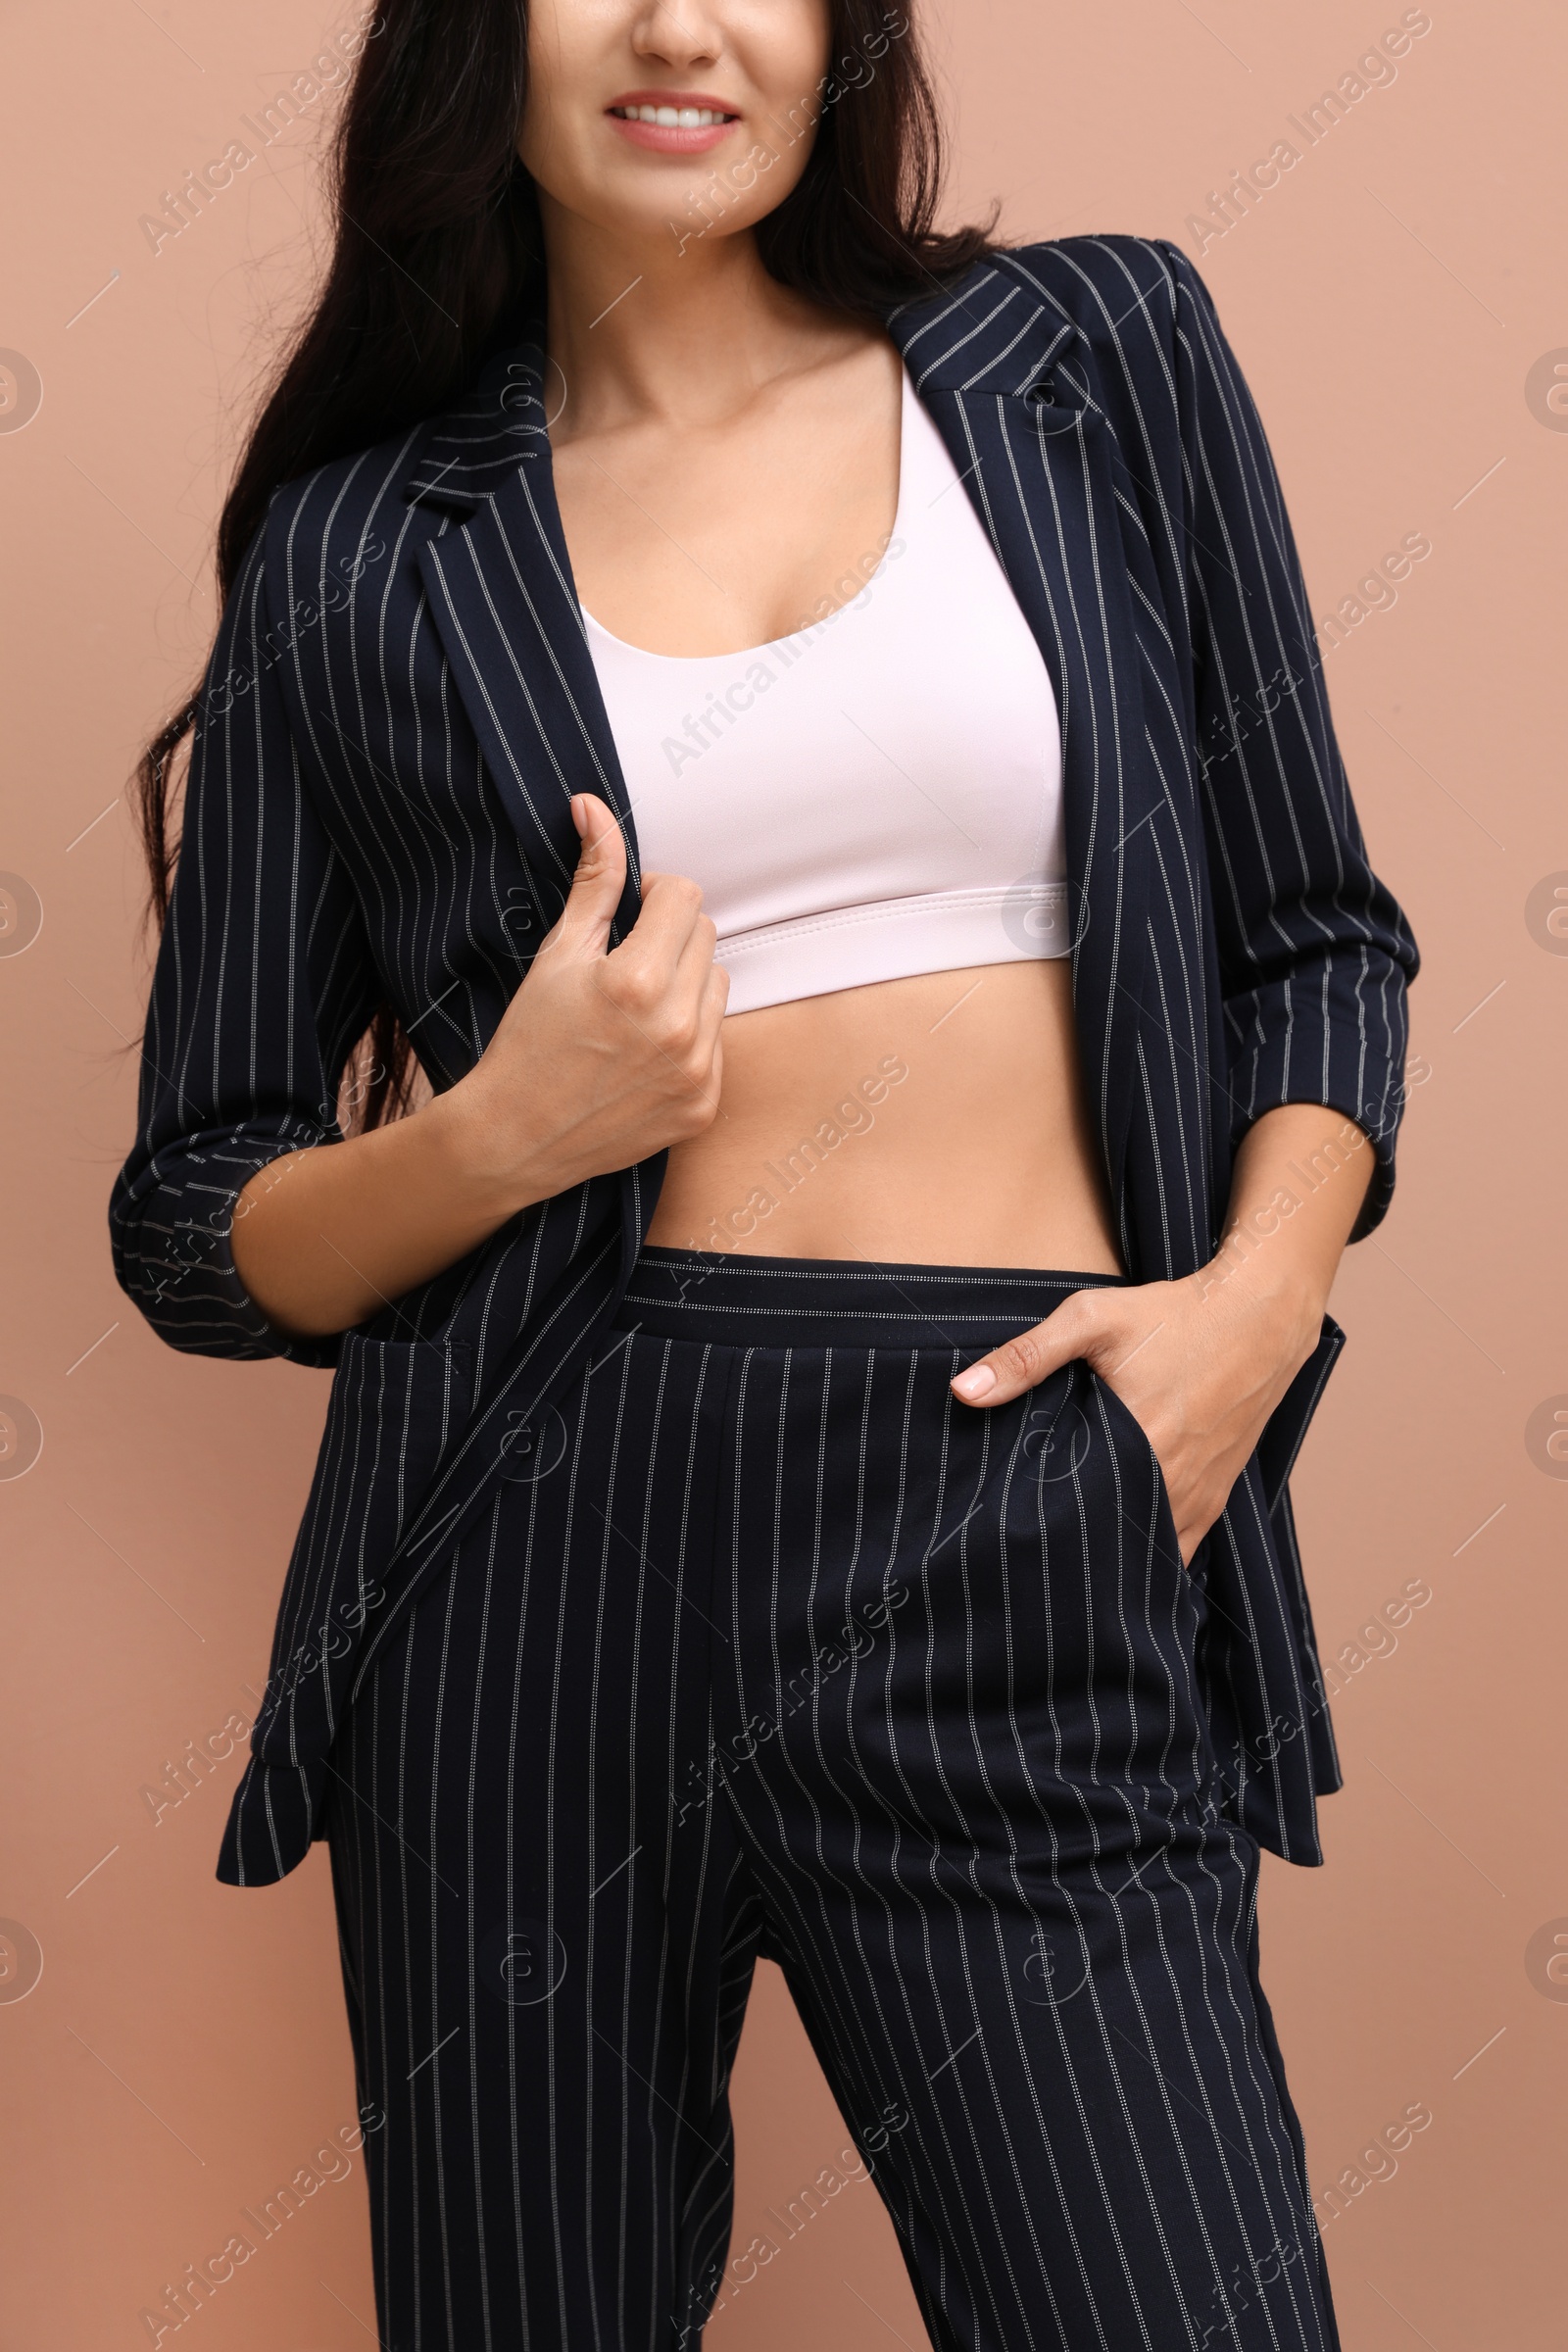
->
[569, 796, 587, 837]
[953, 1364, 996, 1401]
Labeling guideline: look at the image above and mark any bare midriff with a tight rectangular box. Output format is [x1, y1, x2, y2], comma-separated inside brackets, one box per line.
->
[643, 955, 1126, 1274]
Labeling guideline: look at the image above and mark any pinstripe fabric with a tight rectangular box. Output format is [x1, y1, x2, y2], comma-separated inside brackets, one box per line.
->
[326, 1249, 1339, 2351]
[108, 235, 1418, 1882]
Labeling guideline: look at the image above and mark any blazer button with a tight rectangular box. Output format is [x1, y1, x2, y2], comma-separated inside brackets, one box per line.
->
[1027, 365, 1096, 435]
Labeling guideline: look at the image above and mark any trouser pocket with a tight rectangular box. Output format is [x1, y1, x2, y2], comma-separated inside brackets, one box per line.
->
[719, 1350, 1219, 1867]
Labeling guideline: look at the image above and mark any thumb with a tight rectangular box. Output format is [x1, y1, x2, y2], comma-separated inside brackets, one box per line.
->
[549, 794, 627, 956]
[950, 1290, 1109, 1408]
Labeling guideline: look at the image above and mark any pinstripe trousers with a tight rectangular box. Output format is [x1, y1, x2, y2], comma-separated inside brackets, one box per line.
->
[324, 1248, 1340, 2352]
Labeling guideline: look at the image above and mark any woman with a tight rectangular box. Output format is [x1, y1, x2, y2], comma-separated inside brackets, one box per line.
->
[111, 1, 1418, 2345]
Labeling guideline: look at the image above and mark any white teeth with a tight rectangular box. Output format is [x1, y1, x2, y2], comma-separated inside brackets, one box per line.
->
[615, 104, 730, 126]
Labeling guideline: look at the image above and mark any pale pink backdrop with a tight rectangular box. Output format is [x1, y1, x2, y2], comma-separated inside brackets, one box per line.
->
[2, 2, 1565, 2345]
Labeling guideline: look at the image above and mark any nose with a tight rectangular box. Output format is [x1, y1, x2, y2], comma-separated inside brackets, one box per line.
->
[630, 1, 724, 71]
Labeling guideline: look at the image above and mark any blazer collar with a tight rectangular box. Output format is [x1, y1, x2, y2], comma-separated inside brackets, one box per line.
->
[888, 255, 1088, 405]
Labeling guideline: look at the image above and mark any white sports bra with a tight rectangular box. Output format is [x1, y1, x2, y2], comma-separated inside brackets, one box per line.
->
[581, 365, 1067, 1016]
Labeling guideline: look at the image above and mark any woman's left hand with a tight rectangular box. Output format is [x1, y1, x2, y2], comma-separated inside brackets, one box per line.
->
[951, 1103, 1375, 1562]
[950, 1263, 1323, 1566]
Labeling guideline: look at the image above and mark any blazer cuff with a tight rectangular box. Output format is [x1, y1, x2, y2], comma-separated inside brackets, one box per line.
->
[1226, 1016, 1411, 1245]
[111, 1125, 345, 1368]
[216, 1752, 323, 1886]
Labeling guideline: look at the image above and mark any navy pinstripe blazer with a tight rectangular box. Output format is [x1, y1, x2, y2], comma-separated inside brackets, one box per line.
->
[110, 235, 1418, 1886]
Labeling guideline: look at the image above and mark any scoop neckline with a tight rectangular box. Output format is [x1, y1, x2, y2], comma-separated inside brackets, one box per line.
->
[578, 366, 913, 665]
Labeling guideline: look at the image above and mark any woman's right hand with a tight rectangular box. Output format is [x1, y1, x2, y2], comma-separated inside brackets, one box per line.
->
[452, 793, 728, 1204]
[230, 796, 724, 1342]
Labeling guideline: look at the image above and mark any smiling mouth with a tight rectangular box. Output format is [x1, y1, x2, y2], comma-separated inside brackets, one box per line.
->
[607, 103, 740, 128]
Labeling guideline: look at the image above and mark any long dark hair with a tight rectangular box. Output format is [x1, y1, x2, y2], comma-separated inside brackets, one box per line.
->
[133, 0, 997, 1132]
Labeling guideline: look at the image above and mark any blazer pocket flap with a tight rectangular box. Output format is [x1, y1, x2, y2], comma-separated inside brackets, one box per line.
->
[251, 1333, 472, 1759]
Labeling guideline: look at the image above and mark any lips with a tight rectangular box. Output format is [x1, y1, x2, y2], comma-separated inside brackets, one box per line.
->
[605, 89, 743, 157]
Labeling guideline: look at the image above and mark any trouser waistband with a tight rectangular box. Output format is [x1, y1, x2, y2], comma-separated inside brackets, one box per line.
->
[612, 1245, 1127, 1351]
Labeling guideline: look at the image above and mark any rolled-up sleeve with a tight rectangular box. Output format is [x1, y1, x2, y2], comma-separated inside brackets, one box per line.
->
[1159, 238, 1420, 1238]
[109, 519, 380, 1365]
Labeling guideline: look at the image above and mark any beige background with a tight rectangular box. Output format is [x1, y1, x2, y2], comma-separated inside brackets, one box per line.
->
[3, 0, 1565, 2344]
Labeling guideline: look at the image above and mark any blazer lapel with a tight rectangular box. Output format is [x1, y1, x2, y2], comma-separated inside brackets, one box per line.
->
[409, 335, 645, 949]
[888, 258, 1159, 1240]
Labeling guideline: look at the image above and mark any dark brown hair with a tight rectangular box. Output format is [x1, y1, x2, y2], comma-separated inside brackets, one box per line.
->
[133, 0, 996, 1132]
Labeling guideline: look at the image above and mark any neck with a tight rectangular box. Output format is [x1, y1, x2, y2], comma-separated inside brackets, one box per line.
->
[538, 195, 836, 436]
